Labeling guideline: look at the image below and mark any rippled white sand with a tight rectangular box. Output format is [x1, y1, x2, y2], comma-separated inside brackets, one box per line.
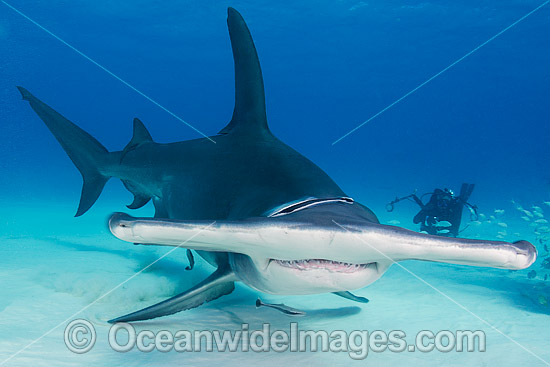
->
[0, 201, 548, 367]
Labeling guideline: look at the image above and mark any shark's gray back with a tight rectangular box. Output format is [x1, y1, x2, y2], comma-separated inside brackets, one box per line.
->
[122, 132, 346, 221]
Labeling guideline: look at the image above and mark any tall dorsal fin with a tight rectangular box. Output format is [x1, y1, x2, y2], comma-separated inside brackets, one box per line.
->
[219, 7, 270, 136]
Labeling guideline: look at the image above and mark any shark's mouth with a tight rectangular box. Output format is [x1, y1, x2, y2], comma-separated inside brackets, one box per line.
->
[273, 259, 378, 273]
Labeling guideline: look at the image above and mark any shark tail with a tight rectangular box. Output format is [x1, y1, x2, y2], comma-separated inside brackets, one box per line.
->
[17, 86, 113, 216]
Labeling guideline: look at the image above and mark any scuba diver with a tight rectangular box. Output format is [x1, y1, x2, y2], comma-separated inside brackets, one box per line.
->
[386, 183, 478, 237]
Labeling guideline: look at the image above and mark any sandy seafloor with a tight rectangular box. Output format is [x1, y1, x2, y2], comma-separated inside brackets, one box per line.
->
[1, 196, 549, 367]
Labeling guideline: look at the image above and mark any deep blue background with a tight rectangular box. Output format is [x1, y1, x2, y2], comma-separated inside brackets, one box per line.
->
[1, 0, 549, 223]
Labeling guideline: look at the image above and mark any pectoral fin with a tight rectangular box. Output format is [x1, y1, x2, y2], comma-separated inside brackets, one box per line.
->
[108, 266, 237, 323]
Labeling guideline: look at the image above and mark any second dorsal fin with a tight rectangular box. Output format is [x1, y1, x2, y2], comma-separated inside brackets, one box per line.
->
[130, 118, 153, 145]
[219, 7, 270, 136]
[121, 118, 153, 162]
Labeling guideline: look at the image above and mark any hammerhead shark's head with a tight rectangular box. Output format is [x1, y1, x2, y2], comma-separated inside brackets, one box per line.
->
[18, 8, 536, 322]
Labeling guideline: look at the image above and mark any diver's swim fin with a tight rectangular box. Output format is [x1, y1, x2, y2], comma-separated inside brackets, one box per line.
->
[459, 183, 475, 202]
[333, 291, 370, 303]
[108, 266, 237, 323]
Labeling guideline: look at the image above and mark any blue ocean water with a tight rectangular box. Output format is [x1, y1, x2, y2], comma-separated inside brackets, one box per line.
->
[2, 0, 549, 209]
[1, 1, 549, 366]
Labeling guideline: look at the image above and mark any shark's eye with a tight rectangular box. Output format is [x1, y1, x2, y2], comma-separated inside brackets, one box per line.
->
[268, 197, 354, 217]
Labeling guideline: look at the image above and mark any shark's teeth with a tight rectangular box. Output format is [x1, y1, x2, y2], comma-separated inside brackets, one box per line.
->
[274, 259, 373, 273]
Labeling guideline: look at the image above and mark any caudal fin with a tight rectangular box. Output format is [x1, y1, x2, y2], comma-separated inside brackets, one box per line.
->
[17, 87, 111, 216]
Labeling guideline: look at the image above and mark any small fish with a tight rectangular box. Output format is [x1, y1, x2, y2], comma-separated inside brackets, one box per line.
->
[494, 209, 505, 216]
[435, 221, 452, 228]
[521, 216, 531, 222]
[532, 206, 543, 213]
[544, 201, 550, 207]
[538, 226, 550, 233]
[471, 221, 482, 226]
[387, 219, 401, 225]
[437, 229, 450, 234]
[535, 219, 548, 224]
[511, 200, 523, 211]
[256, 298, 306, 316]
[478, 213, 487, 221]
[497, 231, 507, 237]
[534, 212, 544, 219]
[489, 215, 496, 221]
[497, 222, 508, 228]
[523, 210, 534, 218]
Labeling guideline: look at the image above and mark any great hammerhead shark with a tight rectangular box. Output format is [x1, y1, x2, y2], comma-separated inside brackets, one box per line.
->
[17, 8, 536, 323]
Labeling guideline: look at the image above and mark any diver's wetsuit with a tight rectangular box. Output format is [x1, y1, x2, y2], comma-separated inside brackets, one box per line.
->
[412, 184, 475, 237]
